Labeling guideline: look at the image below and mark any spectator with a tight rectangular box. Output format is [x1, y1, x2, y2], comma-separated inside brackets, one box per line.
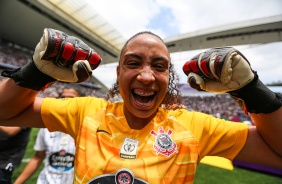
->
[0, 126, 31, 184]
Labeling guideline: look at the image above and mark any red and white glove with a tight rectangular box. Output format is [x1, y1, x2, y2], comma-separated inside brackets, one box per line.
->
[182, 47, 282, 114]
[182, 47, 254, 93]
[33, 28, 101, 83]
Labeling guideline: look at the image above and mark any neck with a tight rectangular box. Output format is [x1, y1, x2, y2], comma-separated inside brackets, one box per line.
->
[124, 110, 157, 130]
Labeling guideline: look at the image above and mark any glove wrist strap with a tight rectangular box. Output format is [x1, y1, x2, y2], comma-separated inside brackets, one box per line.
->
[229, 73, 282, 114]
[1, 60, 56, 91]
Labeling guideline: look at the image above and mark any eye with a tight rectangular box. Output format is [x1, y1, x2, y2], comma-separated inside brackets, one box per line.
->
[125, 60, 141, 68]
[153, 63, 168, 72]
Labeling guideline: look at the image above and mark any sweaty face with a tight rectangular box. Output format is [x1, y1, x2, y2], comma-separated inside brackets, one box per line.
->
[117, 33, 170, 124]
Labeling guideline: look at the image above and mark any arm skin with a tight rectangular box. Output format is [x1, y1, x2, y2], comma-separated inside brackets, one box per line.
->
[0, 78, 45, 128]
[0, 126, 21, 137]
[234, 107, 282, 169]
[14, 151, 46, 184]
[251, 108, 282, 156]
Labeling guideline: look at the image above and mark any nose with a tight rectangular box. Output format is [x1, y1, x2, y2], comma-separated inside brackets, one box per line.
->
[137, 67, 155, 84]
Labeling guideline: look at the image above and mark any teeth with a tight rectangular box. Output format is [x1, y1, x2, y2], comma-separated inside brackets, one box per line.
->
[134, 89, 155, 96]
[135, 101, 150, 107]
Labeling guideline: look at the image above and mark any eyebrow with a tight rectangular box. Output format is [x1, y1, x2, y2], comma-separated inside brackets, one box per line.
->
[123, 53, 142, 60]
[123, 53, 170, 62]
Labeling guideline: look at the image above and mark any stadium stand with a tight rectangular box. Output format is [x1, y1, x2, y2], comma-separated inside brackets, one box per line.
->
[182, 95, 251, 122]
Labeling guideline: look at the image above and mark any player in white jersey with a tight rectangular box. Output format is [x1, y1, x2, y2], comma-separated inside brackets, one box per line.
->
[14, 85, 81, 184]
[36, 129, 75, 184]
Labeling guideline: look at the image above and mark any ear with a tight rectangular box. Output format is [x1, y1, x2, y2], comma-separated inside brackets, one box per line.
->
[116, 66, 120, 78]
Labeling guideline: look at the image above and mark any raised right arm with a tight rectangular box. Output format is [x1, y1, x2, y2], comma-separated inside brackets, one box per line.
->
[0, 78, 44, 127]
[0, 28, 101, 128]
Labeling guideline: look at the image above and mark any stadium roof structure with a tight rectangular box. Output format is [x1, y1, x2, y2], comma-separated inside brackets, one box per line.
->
[0, 0, 126, 65]
[164, 14, 282, 52]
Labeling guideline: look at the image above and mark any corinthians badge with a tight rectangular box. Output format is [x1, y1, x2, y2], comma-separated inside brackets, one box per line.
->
[150, 126, 178, 157]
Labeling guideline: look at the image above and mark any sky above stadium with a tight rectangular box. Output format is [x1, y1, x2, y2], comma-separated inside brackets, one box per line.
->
[87, 0, 282, 90]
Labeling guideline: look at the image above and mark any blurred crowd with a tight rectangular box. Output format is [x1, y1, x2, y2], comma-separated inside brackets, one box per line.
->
[0, 40, 31, 67]
[182, 95, 251, 122]
[37, 81, 106, 98]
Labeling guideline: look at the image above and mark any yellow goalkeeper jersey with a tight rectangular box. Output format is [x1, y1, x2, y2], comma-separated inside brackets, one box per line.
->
[41, 97, 248, 184]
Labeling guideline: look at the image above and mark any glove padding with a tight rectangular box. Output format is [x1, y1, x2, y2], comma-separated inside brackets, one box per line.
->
[182, 47, 254, 93]
[33, 28, 101, 82]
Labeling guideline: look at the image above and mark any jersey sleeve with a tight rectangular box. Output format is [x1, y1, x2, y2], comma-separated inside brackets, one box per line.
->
[175, 110, 248, 161]
[34, 128, 46, 151]
[41, 97, 108, 139]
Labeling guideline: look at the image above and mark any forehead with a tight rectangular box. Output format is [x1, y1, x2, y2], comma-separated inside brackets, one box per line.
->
[121, 33, 169, 57]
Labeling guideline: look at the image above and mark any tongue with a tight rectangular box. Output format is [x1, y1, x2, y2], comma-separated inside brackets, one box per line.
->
[136, 95, 150, 103]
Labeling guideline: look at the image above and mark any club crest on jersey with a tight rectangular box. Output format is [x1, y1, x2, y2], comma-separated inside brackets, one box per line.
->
[150, 126, 178, 157]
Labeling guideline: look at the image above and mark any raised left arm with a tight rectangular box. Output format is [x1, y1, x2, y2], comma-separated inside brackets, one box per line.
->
[250, 107, 282, 156]
[182, 47, 282, 156]
[234, 125, 282, 169]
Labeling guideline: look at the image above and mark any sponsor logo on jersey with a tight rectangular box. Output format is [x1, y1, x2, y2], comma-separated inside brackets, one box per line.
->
[120, 138, 139, 159]
[150, 126, 178, 157]
[87, 168, 148, 184]
[49, 150, 74, 171]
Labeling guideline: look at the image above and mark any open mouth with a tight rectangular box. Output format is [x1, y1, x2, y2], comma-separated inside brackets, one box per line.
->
[132, 89, 156, 107]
